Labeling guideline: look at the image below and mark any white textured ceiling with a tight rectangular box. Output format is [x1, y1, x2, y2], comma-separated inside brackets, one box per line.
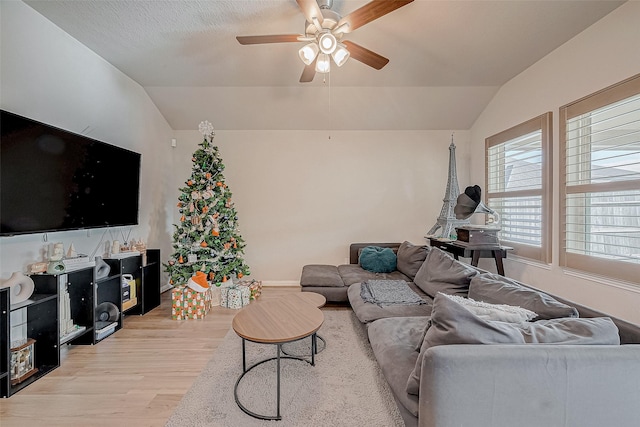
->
[24, 0, 624, 130]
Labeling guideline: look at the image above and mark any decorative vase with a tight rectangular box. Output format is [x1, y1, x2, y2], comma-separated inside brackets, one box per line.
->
[1, 272, 35, 304]
[94, 256, 111, 279]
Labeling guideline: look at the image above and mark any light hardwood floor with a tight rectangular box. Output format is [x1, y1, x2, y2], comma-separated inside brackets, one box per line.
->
[0, 286, 321, 426]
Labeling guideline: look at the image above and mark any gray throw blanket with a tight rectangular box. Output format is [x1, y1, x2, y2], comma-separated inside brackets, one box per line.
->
[361, 280, 426, 306]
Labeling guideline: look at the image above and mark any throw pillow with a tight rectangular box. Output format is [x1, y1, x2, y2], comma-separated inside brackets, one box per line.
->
[396, 241, 429, 280]
[412, 247, 478, 298]
[359, 246, 397, 273]
[441, 293, 537, 323]
[405, 293, 620, 396]
[468, 273, 579, 320]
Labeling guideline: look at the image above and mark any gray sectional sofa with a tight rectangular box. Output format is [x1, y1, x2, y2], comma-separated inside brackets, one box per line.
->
[300, 242, 640, 427]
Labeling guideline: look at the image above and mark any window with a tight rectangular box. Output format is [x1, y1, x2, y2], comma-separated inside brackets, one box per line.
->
[560, 74, 640, 284]
[486, 112, 552, 263]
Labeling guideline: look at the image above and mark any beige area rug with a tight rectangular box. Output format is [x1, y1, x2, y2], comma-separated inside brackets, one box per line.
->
[166, 309, 404, 427]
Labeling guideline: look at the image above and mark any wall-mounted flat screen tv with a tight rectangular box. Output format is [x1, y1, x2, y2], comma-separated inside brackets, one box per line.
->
[1, 110, 141, 236]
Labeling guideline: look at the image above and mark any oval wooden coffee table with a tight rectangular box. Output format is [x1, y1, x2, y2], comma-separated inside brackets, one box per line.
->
[281, 292, 327, 356]
[285, 291, 326, 308]
[232, 298, 324, 421]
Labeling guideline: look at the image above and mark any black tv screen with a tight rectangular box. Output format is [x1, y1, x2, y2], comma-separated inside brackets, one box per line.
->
[1, 110, 141, 236]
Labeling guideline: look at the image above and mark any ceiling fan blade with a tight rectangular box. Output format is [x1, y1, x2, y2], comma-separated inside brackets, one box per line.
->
[336, 0, 414, 34]
[236, 34, 302, 45]
[300, 60, 317, 83]
[343, 40, 389, 70]
[296, 0, 324, 28]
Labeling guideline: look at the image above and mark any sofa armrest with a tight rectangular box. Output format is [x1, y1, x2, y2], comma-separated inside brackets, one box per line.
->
[349, 243, 402, 264]
[419, 344, 640, 427]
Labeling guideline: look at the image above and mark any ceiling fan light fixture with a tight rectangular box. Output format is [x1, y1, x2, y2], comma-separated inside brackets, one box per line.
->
[316, 53, 331, 73]
[298, 43, 319, 65]
[331, 43, 350, 67]
[318, 32, 337, 54]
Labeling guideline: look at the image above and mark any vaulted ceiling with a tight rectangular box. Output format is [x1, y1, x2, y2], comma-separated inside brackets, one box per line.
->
[24, 0, 624, 130]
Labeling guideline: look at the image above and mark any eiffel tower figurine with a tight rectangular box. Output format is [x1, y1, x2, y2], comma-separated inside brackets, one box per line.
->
[426, 135, 469, 239]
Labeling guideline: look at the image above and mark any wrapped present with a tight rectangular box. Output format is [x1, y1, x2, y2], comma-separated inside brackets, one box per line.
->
[220, 285, 251, 309]
[237, 279, 263, 300]
[171, 285, 213, 320]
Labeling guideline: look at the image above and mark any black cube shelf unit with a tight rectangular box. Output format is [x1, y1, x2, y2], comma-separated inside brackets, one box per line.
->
[1, 249, 160, 398]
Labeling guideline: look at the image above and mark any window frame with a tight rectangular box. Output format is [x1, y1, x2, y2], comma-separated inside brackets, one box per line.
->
[559, 74, 640, 283]
[485, 112, 553, 263]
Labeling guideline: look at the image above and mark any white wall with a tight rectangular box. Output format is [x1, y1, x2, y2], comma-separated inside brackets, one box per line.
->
[172, 129, 470, 283]
[0, 1, 175, 281]
[469, 1, 640, 324]
[0, 1, 468, 290]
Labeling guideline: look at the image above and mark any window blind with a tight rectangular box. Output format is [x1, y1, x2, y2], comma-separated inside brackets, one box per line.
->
[486, 113, 552, 262]
[561, 74, 640, 283]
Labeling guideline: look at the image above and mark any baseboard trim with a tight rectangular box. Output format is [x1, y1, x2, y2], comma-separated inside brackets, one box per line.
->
[262, 280, 301, 287]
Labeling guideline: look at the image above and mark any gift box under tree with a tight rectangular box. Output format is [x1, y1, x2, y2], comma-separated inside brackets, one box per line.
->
[171, 285, 213, 320]
[220, 286, 250, 309]
[237, 279, 263, 300]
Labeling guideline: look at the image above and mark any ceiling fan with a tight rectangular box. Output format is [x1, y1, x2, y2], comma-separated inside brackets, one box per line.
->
[236, 0, 414, 83]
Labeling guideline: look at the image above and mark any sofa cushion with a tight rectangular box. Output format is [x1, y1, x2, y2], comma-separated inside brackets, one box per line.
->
[413, 247, 478, 298]
[468, 273, 579, 320]
[348, 281, 433, 323]
[359, 246, 397, 273]
[300, 264, 344, 287]
[368, 316, 430, 417]
[337, 264, 411, 287]
[442, 293, 537, 323]
[406, 293, 620, 396]
[396, 241, 429, 280]
[426, 292, 619, 347]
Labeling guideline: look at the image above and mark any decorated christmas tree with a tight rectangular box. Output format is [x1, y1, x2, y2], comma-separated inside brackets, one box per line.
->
[165, 121, 250, 287]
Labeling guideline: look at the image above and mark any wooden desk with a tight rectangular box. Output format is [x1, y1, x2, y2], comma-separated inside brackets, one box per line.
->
[427, 237, 512, 276]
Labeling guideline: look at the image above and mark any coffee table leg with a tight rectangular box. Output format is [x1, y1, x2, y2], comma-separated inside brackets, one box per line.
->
[311, 333, 316, 366]
[277, 344, 281, 419]
[242, 339, 246, 372]
[235, 339, 317, 420]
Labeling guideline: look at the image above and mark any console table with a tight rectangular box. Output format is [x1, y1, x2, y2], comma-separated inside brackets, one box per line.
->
[427, 237, 512, 276]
